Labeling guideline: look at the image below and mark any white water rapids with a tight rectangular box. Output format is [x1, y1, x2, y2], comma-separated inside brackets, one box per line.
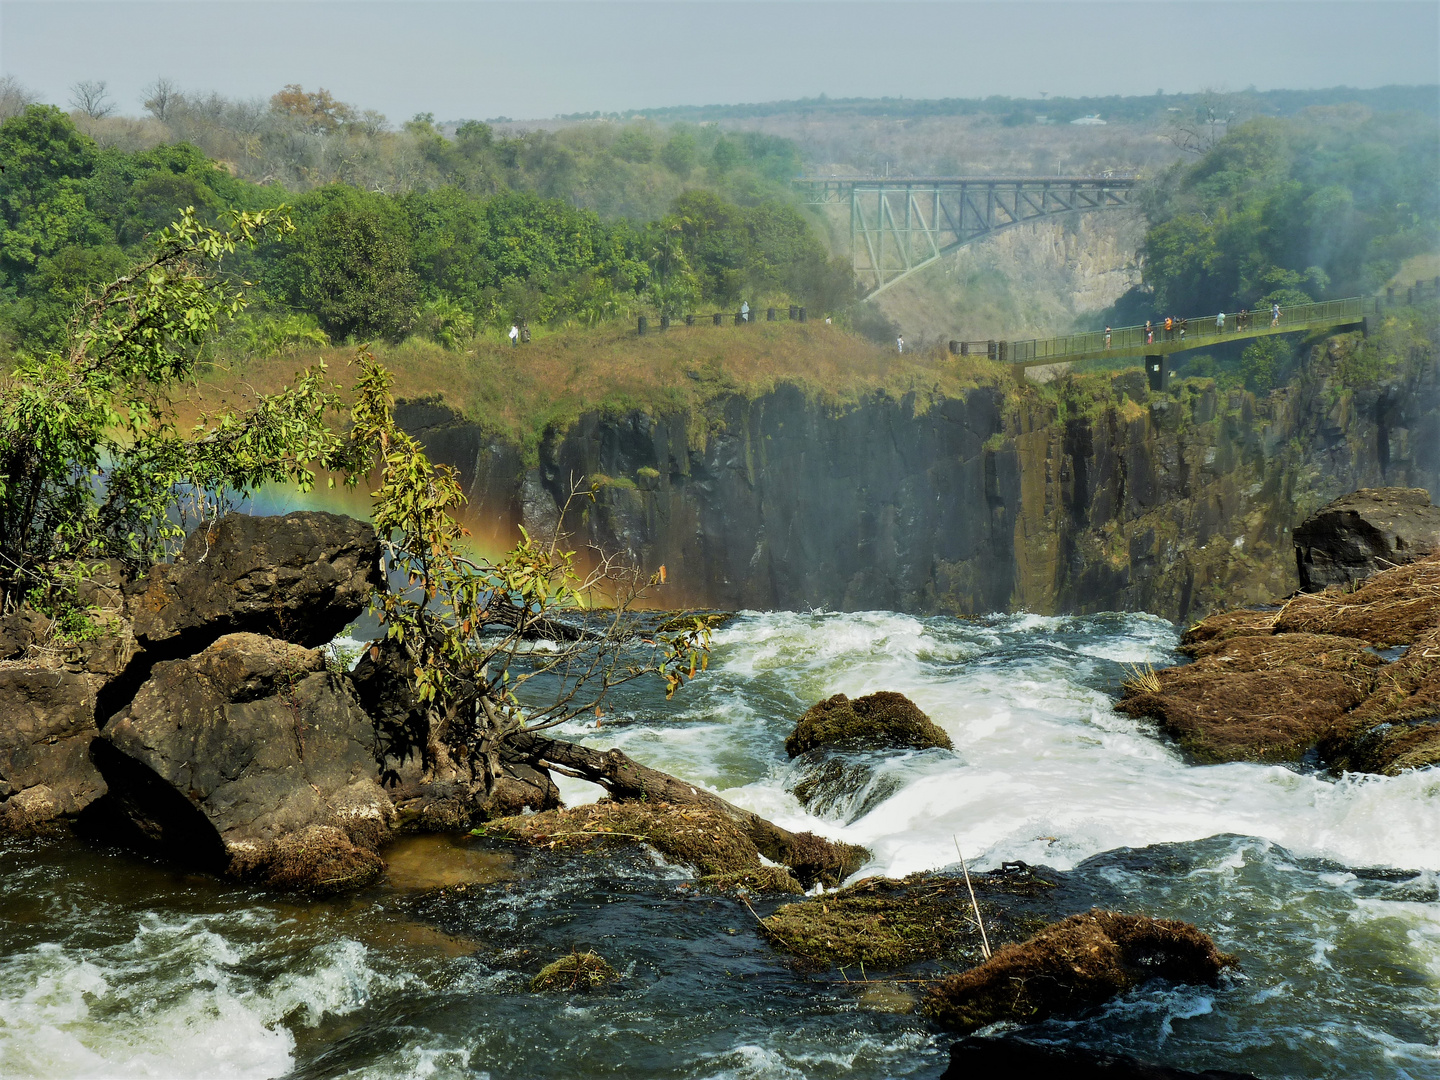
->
[1, 609, 1437, 1078]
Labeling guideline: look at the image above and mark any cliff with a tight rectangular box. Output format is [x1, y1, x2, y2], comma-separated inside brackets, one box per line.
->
[399, 329, 1439, 623]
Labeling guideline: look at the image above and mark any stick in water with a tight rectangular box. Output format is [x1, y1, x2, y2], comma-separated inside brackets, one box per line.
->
[954, 835, 992, 960]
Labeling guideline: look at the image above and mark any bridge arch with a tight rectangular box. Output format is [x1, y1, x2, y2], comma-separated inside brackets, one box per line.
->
[795, 176, 1140, 299]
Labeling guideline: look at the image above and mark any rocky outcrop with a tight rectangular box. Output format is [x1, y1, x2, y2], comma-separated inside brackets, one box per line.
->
[923, 910, 1234, 1032]
[488, 799, 867, 889]
[399, 330, 1439, 622]
[1118, 553, 1440, 773]
[96, 632, 395, 891]
[943, 1037, 1258, 1079]
[786, 691, 951, 756]
[1294, 488, 1440, 591]
[127, 511, 383, 650]
[0, 667, 107, 832]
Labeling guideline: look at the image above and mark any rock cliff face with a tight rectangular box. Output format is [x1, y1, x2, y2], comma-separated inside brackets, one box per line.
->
[402, 332, 1439, 623]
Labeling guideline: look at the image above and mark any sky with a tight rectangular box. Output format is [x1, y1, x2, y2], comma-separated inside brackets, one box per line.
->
[3, 1, 1437, 123]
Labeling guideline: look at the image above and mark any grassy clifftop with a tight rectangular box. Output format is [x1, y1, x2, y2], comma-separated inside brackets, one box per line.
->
[189, 321, 1013, 458]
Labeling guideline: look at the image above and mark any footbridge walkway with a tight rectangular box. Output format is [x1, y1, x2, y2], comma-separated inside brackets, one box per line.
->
[943, 292, 1429, 386]
[794, 174, 1138, 299]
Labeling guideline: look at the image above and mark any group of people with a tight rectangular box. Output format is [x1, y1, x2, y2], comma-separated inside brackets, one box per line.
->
[507, 322, 531, 345]
[1104, 302, 1283, 348]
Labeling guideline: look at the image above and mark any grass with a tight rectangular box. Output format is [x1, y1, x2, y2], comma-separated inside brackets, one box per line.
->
[184, 321, 1013, 462]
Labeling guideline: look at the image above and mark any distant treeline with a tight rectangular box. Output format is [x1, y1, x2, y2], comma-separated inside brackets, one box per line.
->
[0, 78, 807, 219]
[587, 85, 1440, 127]
[0, 104, 851, 354]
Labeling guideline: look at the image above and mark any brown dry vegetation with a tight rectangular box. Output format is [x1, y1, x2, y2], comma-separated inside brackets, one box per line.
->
[922, 909, 1234, 1033]
[760, 870, 1056, 970]
[187, 322, 1012, 460]
[1120, 554, 1440, 772]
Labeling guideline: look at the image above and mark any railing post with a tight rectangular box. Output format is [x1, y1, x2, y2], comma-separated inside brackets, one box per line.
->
[637, 316, 647, 336]
[713, 312, 723, 326]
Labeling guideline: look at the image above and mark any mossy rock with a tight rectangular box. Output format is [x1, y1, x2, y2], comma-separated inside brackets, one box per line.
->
[761, 868, 1055, 970]
[785, 692, 952, 758]
[697, 866, 804, 894]
[486, 800, 761, 876]
[923, 909, 1235, 1032]
[529, 951, 618, 992]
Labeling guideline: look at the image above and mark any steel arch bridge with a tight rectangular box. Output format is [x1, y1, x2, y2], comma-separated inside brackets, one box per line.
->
[794, 175, 1140, 299]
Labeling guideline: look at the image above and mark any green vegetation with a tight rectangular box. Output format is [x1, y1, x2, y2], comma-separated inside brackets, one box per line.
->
[1131, 110, 1439, 317]
[0, 103, 846, 358]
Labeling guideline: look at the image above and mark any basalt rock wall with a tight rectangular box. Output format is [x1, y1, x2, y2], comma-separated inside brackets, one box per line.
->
[401, 334, 1439, 623]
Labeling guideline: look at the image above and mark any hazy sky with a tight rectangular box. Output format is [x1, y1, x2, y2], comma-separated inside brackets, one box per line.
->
[4, 1, 1437, 122]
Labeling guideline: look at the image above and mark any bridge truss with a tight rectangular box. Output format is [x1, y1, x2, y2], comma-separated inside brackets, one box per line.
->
[795, 176, 1139, 298]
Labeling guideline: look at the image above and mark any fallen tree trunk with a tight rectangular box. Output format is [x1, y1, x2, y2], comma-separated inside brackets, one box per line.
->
[506, 730, 867, 886]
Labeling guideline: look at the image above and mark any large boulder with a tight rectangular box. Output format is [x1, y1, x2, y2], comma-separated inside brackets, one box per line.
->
[349, 638, 560, 828]
[924, 910, 1234, 1032]
[96, 632, 396, 891]
[127, 511, 384, 651]
[786, 691, 952, 757]
[0, 667, 107, 832]
[1294, 488, 1440, 592]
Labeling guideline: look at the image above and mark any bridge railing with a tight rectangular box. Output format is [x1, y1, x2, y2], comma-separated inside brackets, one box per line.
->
[1002, 295, 1375, 366]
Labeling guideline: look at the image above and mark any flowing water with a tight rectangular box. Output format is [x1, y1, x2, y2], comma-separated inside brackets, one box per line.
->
[3, 610, 1438, 1079]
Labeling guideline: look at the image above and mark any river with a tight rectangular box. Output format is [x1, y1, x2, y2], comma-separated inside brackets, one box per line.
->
[2, 609, 1438, 1078]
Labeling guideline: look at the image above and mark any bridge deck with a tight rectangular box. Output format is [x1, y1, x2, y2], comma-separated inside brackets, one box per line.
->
[986, 297, 1374, 370]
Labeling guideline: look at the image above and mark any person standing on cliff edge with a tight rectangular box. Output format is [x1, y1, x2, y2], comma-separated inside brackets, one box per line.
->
[897, 334, 904, 354]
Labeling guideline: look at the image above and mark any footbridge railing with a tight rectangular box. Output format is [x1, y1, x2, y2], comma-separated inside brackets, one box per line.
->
[949, 281, 1440, 384]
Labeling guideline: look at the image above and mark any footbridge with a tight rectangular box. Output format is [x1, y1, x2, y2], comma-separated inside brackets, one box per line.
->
[944, 293, 1419, 385]
[794, 174, 1139, 299]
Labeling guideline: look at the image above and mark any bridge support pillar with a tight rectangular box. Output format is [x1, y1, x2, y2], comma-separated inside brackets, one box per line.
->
[1146, 354, 1165, 392]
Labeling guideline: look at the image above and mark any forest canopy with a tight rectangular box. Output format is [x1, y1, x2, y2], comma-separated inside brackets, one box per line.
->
[1133, 108, 1440, 316]
[0, 101, 847, 353]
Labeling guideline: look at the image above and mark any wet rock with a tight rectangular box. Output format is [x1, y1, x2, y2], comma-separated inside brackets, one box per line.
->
[943, 1037, 1258, 1079]
[529, 950, 618, 992]
[96, 632, 395, 892]
[485, 800, 864, 888]
[761, 867, 1059, 970]
[350, 637, 560, 829]
[1273, 553, 1440, 647]
[1294, 488, 1440, 593]
[788, 751, 906, 819]
[1117, 633, 1384, 763]
[785, 692, 952, 757]
[0, 666, 107, 833]
[923, 909, 1234, 1032]
[127, 511, 383, 650]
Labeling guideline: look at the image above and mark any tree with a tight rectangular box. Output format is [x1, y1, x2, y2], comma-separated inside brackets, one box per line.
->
[141, 77, 182, 122]
[68, 80, 114, 120]
[269, 84, 354, 133]
[0, 75, 34, 121]
[1164, 90, 1242, 156]
[0, 207, 357, 607]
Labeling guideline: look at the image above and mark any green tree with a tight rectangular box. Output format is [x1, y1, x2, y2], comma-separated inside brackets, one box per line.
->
[0, 207, 357, 605]
[271, 187, 419, 340]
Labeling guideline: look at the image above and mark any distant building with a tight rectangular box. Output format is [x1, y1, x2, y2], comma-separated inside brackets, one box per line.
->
[1071, 114, 1107, 125]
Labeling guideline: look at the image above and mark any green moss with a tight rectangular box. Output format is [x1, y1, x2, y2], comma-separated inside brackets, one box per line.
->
[696, 867, 804, 894]
[786, 691, 952, 757]
[635, 466, 660, 481]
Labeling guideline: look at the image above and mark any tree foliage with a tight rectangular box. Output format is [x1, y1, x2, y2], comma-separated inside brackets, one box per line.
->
[0, 207, 359, 605]
[1136, 110, 1439, 315]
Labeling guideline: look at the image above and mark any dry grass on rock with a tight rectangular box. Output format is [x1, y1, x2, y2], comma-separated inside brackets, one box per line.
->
[761, 870, 1055, 970]
[1117, 633, 1384, 762]
[922, 909, 1234, 1032]
[1273, 555, 1440, 647]
[529, 950, 618, 992]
